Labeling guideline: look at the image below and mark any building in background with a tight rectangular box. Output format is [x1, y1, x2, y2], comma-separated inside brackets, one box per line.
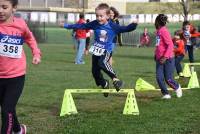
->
[127, 0, 180, 2]
[17, 0, 200, 24]
[18, 0, 126, 14]
[18, 0, 126, 23]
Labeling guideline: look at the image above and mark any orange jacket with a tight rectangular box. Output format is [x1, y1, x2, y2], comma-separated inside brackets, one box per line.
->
[173, 38, 185, 56]
[191, 32, 200, 37]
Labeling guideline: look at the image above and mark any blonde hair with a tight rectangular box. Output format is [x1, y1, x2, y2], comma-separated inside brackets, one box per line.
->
[95, 3, 110, 14]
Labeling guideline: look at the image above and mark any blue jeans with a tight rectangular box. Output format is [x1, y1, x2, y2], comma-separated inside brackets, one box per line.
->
[175, 54, 184, 75]
[186, 45, 194, 63]
[75, 38, 86, 64]
[156, 58, 179, 95]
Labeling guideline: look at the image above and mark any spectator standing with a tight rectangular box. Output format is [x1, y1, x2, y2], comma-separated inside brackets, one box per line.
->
[140, 27, 150, 47]
[85, 19, 93, 55]
[75, 13, 87, 64]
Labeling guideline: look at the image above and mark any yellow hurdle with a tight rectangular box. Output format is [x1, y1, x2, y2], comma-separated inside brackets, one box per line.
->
[60, 89, 139, 116]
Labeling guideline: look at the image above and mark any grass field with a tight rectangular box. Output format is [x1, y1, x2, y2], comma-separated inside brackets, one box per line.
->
[1, 24, 200, 133]
[11, 42, 200, 133]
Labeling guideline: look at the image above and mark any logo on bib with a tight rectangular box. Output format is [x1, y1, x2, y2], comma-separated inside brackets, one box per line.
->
[1, 36, 9, 43]
[1, 35, 22, 44]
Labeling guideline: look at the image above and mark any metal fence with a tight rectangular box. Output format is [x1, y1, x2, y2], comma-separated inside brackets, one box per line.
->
[120, 31, 156, 47]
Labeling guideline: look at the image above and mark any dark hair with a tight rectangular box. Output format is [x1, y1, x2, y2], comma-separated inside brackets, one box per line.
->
[79, 13, 84, 19]
[110, 6, 119, 18]
[7, 0, 18, 6]
[95, 3, 110, 15]
[155, 14, 168, 29]
[182, 21, 190, 27]
[182, 20, 190, 30]
[86, 19, 90, 23]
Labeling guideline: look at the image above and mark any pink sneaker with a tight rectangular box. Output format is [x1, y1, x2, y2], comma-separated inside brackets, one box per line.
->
[12, 124, 26, 134]
[20, 124, 27, 134]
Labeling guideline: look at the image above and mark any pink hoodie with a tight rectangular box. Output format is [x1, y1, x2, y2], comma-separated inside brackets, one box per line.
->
[0, 17, 41, 78]
[155, 26, 174, 60]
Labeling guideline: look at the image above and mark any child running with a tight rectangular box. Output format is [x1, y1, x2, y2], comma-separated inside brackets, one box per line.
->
[154, 14, 182, 99]
[0, 0, 41, 133]
[173, 30, 185, 77]
[60, 3, 138, 93]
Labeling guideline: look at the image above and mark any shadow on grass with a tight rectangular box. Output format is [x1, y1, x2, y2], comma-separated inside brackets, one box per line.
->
[18, 102, 60, 116]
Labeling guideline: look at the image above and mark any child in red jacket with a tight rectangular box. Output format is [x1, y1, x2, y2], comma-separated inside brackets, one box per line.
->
[173, 30, 185, 77]
[140, 27, 150, 47]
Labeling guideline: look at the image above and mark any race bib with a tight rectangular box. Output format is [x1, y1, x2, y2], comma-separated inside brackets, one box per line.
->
[89, 45, 105, 56]
[0, 34, 24, 58]
[155, 35, 160, 46]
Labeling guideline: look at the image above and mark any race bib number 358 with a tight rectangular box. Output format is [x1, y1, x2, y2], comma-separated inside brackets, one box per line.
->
[0, 34, 24, 58]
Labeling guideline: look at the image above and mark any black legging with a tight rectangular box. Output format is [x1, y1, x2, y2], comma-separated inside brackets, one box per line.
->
[0, 75, 25, 134]
[92, 51, 117, 87]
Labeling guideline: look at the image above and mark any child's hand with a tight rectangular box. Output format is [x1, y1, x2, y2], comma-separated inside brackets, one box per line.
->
[132, 18, 138, 24]
[132, 15, 139, 24]
[159, 57, 167, 64]
[32, 56, 41, 65]
[59, 22, 65, 27]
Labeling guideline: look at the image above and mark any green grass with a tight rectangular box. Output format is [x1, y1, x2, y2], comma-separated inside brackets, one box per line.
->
[7, 43, 200, 134]
[1, 24, 200, 133]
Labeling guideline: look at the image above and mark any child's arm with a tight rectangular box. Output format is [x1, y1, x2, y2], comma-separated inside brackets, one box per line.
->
[191, 32, 200, 37]
[113, 22, 138, 34]
[161, 29, 174, 59]
[24, 23, 41, 64]
[60, 20, 97, 30]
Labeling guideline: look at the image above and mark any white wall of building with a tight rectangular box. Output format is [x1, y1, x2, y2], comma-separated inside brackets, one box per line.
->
[160, 0, 179, 2]
[17, 12, 200, 24]
[126, 0, 149, 2]
[127, 0, 179, 2]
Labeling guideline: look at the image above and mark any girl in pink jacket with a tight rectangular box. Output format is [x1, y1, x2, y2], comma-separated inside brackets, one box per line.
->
[0, 0, 41, 133]
[154, 14, 182, 99]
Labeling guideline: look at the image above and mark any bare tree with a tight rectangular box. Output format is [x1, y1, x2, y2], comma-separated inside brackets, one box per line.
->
[180, 0, 190, 21]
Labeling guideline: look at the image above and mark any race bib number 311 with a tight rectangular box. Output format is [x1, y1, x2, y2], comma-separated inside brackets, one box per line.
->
[89, 45, 105, 56]
[0, 34, 24, 58]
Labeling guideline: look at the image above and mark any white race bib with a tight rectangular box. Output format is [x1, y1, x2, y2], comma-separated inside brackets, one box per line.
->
[0, 43, 23, 58]
[155, 35, 160, 46]
[0, 34, 24, 58]
[89, 45, 105, 56]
